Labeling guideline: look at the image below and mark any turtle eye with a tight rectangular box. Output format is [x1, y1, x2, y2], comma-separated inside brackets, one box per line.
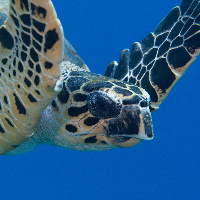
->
[87, 91, 122, 119]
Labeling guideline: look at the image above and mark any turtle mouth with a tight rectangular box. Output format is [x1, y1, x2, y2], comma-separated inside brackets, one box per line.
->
[105, 105, 154, 140]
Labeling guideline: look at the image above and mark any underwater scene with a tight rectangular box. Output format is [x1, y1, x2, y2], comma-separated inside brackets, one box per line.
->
[1, 0, 200, 199]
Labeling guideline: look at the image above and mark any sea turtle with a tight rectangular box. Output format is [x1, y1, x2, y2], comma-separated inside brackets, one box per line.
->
[0, 0, 199, 155]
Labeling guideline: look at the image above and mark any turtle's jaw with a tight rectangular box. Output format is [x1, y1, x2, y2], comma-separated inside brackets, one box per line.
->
[104, 105, 154, 148]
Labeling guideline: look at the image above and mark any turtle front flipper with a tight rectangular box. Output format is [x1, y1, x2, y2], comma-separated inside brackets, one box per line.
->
[0, 0, 64, 154]
[105, 0, 200, 112]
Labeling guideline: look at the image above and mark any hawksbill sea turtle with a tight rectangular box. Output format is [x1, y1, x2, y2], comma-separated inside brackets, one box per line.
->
[0, 0, 199, 155]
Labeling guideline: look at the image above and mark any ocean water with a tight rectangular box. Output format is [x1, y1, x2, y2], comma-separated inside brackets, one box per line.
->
[1, 0, 200, 199]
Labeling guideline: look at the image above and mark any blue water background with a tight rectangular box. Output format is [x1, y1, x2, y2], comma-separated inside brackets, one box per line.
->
[1, 0, 200, 199]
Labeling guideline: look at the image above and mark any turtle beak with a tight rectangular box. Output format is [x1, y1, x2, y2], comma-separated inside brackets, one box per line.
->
[105, 105, 154, 141]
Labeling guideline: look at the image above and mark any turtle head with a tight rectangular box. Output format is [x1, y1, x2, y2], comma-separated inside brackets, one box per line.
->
[85, 82, 153, 148]
[52, 66, 153, 150]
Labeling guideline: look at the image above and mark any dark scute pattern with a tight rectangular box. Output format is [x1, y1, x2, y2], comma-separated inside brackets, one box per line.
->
[34, 75, 40, 86]
[133, 64, 142, 77]
[0, 27, 14, 50]
[84, 117, 100, 126]
[112, 81, 127, 88]
[130, 43, 143, 69]
[27, 70, 33, 77]
[28, 94, 37, 103]
[28, 59, 34, 69]
[73, 93, 87, 102]
[11, 6, 17, 15]
[5, 118, 14, 127]
[141, 33, 155, 53]
[184, 25, 200, 39]
[65, 124, 77, 133]
[106, 106, 140, 136]
[30, 48, 39, 62]
[129, 77, 136, 85]
[171, 36, 184, 48]
[185, 0, 198, 16]
[155, 32, 169, 46]
[85, 136, 97, 144]
[151, 58, 176, 92]
[87, 91, 122, 119]
[154, 7, 180, 35]
[13, 93, 26, 114]
[38, 7, 47, 19]
[44, 61, 53, 69]
[11, 14, 19, 27]
[13, 58, 16, 67]
[123, 95, 142, 105]
[32, 29, 43, 43]
[21, 32, 31, 46]
[157, 41, 171, 57]
[147, 61, 155, 70]
[113, 87, 132, 96]
[21, 51, 27, 62]
[44, 29, 59, 53]
[192, 4, 200, 17]
[184, 32, 200, 54]
[129, 86, 142, 95]
[67, 77, 89, 92]
[22, 45, 28, 51]
[35, 90, 40, 95]
[180, 18, 194, 35]
[143, 48, 158, 65]
[36, 64, 41, 73]
[83, 81, 113, 92]
[68, 105, 88, 117]
[168, 47, 192, 68]
[18, 61, 24, 72]
[13, 69, 16, 76]
[0, 124, 5, 133]
[24, 77, 31, 87]
[20, 0, 29, 11]
[32, 19, 46, 32]
[180, 0, 194, 16]
[4, 96, 8, 104]
[168, 21, 184, 40]
[22, 26, 30, 33]
[57, 85, 69, 104]
[16, 49, 19, 58]
[20, 14, 31, 26]
[31, 3, 35, 15]
[33, 40, 41, 52]
[2, 58, 8, 65]
[141, 72, 158, 103]
[137, 67, 146, 80]
[113, 50, 129, 80]
[182, 17, 189, 23]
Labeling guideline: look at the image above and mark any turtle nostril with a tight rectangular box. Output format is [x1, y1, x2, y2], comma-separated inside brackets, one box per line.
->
[140, 100, 148, 107]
